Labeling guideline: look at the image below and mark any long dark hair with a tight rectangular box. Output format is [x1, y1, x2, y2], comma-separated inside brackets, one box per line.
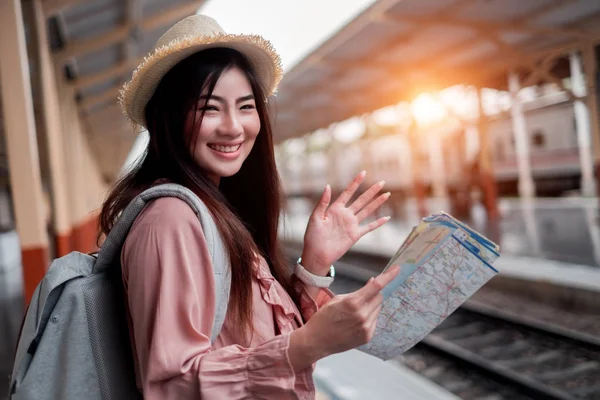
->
[99, 48, 295, 338]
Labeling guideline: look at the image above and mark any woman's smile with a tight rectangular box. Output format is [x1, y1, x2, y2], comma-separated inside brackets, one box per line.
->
[207, 142, 243, 159]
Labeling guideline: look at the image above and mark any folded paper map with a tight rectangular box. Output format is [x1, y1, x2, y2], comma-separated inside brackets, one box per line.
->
[359, 211, 500, 360]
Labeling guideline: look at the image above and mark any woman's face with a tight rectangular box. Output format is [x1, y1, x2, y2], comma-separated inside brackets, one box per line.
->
[186, 66, 261, 184]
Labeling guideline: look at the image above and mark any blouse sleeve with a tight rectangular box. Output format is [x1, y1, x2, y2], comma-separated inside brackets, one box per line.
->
[291, 276, 335, 321]
[122, 198, 297, 399]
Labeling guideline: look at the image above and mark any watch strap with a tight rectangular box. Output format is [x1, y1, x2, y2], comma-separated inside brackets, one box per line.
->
[294, 258, 335, 288]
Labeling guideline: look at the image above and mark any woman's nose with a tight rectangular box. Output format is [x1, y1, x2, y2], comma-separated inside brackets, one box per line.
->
[220, 113, 244, 136]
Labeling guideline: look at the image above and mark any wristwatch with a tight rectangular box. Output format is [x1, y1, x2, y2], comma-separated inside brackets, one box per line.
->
[294, 257, 335, 288]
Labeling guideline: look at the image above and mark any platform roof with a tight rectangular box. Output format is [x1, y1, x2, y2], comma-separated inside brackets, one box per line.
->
[41, 0, 600, 181]
[272, 0, 600, 142]
[43, 0, 205, 182]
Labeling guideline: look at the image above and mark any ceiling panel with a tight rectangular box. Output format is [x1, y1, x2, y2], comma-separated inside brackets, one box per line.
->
[387, 0, 460, 17]
[326, 19, 413, 62]
[62, 0, 123, 41]
[532, 0, 600, 26]
[459, 0, 551, 22]
[376, 24, 474, 64]
[75, 43, 122, 75]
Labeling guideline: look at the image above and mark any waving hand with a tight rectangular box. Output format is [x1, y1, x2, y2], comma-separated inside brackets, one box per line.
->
[300, 171, 391, 275]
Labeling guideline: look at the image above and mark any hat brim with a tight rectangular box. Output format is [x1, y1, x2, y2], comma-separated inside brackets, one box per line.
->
[119, 33, 283, 129]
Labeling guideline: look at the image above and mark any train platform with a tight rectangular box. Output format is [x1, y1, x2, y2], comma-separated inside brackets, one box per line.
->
[283, 196, 600, 312]
[314, 349, 460, 400]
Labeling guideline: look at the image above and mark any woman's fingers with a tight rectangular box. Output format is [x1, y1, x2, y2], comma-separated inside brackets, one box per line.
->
[363, 289, 384, 315]
[361, 301, 383, 342]
[355, 191, 391, 222]
[348, 181, 385, 214]
[311, 184, 332, 220]
[355, 265, 400, 301]
[334, 171, 366, 207]
[366, 303, 382, 328]
[359, 216, 391, 237]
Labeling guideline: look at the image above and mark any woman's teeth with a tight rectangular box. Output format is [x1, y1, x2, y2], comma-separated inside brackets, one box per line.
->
[208, 144, 241, 153]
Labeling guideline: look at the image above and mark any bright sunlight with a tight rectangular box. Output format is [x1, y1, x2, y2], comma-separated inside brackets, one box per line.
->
[410, 93, 448, 126]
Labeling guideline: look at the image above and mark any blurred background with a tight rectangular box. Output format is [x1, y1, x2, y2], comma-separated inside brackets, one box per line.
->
[1, 0, 600, 399]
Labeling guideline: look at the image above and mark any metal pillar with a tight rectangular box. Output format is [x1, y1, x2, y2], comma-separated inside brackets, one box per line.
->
[0, 0, 50, 301]
[569, 51, 596, 197]
[581, 44, 600, 204]
[427, 132, 447, 198]
[521, 197, 541, 256]
[508, 72, 536, 198]
[395, 132, 412, 219]
[409, 124, 428, 218]
[585, 206, 600, 265]
[476, 89, 500, 219]
[33, 0, 72, 256]
[327, 132, 340, 193]
[301, 135, 314, 200]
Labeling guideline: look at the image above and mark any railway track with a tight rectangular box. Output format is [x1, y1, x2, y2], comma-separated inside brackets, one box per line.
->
[418, 304, 600, 400]
[284, 245, 600, 400]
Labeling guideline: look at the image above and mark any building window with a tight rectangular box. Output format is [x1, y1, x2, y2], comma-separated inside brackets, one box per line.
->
[531, 130, 545, 148]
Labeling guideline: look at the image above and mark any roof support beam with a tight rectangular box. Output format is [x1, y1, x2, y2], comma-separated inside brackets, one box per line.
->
[521, 56, 579, 102]
[80, 85, 120, 112]
[420, 24, 600, 84]
[82, 103, 123, 126]
[382, 14, 589, 39]
[86, 117, 129, 136]
[54, 24, 129, 65]
[498, 31, 600, 73]
[537, 70, 578, 101]
[71, 57, 144, 90]
[42, 0, 85, 16]
[439, 32, 600, 99]
[521, 56, 559, 87]
[442, 0, 481, 15]
[54, 0, 204, 64]
[517, 0, 578, 22]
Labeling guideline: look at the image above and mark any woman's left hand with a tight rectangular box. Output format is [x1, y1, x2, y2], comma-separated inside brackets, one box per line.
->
[300, 171, 391, 276]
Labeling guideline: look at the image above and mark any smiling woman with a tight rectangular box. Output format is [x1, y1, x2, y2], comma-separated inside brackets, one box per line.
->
[96, 14, 397, 399]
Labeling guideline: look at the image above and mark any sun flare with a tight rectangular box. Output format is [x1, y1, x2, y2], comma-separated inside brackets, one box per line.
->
[410, 93, 448, 126]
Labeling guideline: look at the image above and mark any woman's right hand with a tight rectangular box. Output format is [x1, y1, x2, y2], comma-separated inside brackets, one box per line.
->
[288, 265, 400, 371]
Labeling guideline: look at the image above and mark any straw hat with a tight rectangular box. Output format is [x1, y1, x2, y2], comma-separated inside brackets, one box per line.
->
[119, 14, 283, 128]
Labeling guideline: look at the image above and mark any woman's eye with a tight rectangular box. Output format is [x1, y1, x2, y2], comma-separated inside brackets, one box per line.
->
[199, 105, 219, 112]
[241, 104, 256, 110]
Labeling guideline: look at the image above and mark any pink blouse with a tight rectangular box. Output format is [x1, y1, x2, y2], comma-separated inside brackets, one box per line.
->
[121, 197, 333, 399]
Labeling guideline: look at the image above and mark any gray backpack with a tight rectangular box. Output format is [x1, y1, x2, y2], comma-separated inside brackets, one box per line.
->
[9, 183, 231, 400]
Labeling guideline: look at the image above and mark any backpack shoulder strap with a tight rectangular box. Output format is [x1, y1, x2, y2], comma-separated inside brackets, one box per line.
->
[94, 183, 231, 341]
